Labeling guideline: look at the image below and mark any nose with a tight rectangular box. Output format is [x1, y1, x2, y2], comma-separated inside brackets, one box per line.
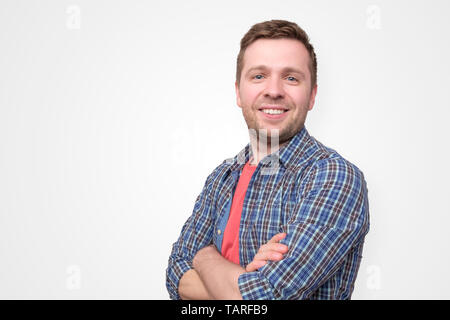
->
[263, 77, 285, 100]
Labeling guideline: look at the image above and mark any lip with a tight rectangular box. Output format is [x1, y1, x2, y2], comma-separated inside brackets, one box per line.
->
[258, 109, 289, 120]
[259, 105, 289, 111]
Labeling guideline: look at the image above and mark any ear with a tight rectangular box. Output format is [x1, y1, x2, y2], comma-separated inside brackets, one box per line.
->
[235, 81, 242, 108]
[308, 84, 318, 111]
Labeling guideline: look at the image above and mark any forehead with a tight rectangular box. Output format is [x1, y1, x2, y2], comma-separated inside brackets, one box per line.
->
[242, 38, 310, 73]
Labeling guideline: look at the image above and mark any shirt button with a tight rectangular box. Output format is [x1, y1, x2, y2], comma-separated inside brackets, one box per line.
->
[217, 229, 222, 235]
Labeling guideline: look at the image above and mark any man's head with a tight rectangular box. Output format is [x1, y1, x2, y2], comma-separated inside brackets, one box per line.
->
[235, 20, 318, 145]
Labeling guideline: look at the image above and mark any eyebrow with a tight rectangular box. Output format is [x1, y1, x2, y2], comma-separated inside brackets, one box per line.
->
[245, 65, 306, 79]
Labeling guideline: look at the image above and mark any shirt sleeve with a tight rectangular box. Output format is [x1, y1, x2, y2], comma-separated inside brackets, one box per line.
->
[165, 170, 217, 300]
[238, 157, 370, 300]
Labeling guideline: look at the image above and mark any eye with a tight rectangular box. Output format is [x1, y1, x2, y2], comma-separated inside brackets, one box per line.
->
[286, 76, 298, 82]
[253, 74, 264, 80]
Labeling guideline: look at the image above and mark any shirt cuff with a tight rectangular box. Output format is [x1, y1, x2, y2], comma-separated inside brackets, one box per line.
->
[166, 259, 192, 300]
[238, 271, 276, 300]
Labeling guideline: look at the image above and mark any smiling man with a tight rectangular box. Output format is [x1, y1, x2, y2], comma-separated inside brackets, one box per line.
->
[166, 19, 370, 300]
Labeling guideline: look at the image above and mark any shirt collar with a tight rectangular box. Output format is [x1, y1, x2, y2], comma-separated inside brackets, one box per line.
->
[225, 126, 314, 173]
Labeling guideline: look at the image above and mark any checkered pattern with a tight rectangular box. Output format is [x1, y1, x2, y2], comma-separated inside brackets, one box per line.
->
[166, 127, 370, 300]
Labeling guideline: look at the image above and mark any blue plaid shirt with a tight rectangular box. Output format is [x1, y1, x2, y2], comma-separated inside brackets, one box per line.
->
[166, 127, 370, 300]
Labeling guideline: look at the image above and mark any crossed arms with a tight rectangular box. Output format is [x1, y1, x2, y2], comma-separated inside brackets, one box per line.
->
[178, 233, 288, 300]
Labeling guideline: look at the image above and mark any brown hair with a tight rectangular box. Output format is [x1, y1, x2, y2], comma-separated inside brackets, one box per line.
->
[236, 19, 317, 90]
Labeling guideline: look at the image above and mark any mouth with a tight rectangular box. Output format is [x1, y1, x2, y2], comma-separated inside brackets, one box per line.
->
[258, 106, 289, 120]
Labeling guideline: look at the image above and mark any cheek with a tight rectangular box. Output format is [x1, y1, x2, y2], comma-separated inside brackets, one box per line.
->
[240, 85, 262, 106]
[289, 88, 310, 107]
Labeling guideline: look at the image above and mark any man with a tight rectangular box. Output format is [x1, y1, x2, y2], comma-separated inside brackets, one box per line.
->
[166, 19, 370, 300]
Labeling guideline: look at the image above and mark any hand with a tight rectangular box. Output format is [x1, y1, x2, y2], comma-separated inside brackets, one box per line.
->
[245, 233, 288, 272]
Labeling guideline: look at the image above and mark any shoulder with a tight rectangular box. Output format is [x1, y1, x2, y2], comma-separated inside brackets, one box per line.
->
[294, 136, 370, 232]
[200, 158, 238, 195]
[297, 135, 367, 197]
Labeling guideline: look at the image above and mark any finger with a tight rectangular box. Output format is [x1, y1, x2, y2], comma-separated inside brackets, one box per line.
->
[246, 259, 267, 272]
[246, 251, 284, 272]
[259, 242, 289, 254]
[253, 250, 284, 262]
[246, 260, 267, 272]
[268, 232, 287, 244]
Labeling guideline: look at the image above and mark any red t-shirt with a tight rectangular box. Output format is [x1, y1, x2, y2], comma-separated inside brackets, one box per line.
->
[221, 159, 257, 265]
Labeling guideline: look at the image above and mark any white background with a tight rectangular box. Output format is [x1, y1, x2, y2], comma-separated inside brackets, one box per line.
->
[1, 0, 449, 299]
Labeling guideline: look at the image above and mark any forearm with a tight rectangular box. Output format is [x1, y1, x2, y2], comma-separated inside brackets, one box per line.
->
[178, 269, 212, 300]
[193, 245, 245, 300]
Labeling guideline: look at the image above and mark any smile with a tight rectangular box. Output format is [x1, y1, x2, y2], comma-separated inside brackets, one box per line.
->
[261, 109, 286, 114]
[258, 108, 289, 120]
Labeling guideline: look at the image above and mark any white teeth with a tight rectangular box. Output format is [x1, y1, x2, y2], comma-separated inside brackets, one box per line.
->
[261, 109, 285, 115]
